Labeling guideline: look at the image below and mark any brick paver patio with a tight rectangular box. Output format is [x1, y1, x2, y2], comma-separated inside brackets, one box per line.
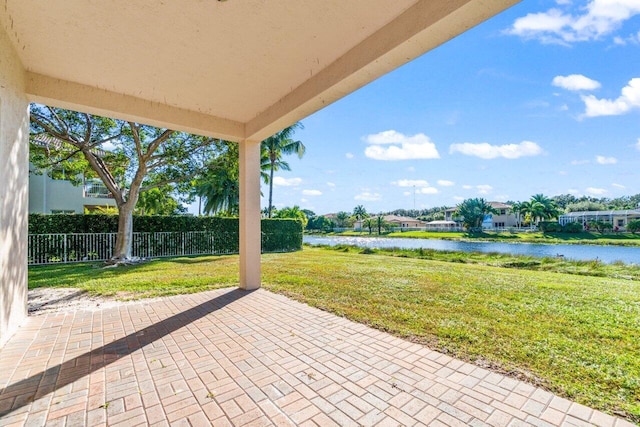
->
[0, 288, 634, 426]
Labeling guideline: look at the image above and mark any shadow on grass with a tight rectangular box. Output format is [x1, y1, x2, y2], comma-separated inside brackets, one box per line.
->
[0, 288, 250, 418]
[28, 255, 236, 289]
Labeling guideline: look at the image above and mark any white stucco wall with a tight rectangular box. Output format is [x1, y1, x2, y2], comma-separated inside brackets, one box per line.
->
[0, 25, 29, 347]
[28, 166, 117, 214]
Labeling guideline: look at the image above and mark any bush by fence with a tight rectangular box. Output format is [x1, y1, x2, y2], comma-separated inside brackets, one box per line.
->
[28, 214, 303, 264]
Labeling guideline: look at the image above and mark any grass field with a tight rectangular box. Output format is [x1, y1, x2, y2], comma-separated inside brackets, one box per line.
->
[330, 229, 640, 246]
[28, 247, 640, 422]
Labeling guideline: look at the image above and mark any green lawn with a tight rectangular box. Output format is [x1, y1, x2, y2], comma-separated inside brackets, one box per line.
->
[330, 229, 640, 246]
[29, 247, 640, 422]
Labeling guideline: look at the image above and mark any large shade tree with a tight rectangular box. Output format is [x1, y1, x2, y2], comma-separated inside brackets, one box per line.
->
[262, 123, 306, 218]
[30, 105, 218, 263]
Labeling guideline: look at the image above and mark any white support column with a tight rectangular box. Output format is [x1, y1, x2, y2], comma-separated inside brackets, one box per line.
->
[238, 140, 261, 290]
[0, 25, 29, 347]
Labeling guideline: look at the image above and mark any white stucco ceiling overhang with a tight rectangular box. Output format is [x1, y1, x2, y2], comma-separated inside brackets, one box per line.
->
[1, 0, 518, 142]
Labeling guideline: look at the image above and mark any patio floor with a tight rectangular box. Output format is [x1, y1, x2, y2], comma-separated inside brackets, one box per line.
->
[0, 288, 633, 427]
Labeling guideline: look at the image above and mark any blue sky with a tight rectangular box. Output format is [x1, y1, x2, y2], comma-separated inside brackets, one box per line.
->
[262, 0, 640, 216]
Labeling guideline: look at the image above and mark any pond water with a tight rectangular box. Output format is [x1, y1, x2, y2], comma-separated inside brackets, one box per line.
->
[303, 235, 640, 265]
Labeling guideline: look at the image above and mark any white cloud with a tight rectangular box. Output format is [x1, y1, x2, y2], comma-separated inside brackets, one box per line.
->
[613, 30, 640, 45]
[326, 182, 336, 188]
[460, 184, 494, 194]
[582, 78, 640, 117]
[596, 155, 617, 164]
[507, 1, 640, 44]
[437, 180, 455, 187]
[418, 187, 439, 195]
[453, 196, 465, 201]
[403, 191, 411, 196]
[345, 152, 354, 159]
[477, 185, 493, 195]
[354, 192, 381, 202]
[636, 138, 640, 150]
[568, 188, 580, 195]
[449, 141, 543, 159]
[612, 183, 626, 189]
[364, 130, 440, 161]
[571, 159, 590, 165]
[273, 177, 302, 187]
[392, 179, 430, 187]
[406, 166, 416, 172]
[302, 189, 322, 196]
[558, 170, 568, 175]
[552, 74, 601, 91]
[586, 187, 608, 195]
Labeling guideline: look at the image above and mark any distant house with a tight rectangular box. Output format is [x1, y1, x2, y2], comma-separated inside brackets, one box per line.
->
[354, 215, 426, 230]
[425, 220, 459, 230]
[446, 201, 518, 229]
[559, 209, 640, 231]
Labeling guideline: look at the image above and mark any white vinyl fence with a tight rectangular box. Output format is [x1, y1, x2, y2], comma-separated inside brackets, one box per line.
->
[28, 231, 238, 265]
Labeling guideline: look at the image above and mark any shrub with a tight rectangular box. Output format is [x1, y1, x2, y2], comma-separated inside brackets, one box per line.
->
[563, 222, 583, 233]
[627, 220, 640, 234]
[539, 222, 562, 232]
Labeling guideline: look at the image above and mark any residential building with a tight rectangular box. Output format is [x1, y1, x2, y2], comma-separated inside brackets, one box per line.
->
[29, 168, 117, 214]
[446, 201, 518, 229]
[559, 209, 640, 231]
[354, 215, 426, 230]
[28, 135, 117, 214]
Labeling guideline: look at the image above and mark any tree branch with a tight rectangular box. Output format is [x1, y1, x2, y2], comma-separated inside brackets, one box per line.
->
[139, 172, 197, 193]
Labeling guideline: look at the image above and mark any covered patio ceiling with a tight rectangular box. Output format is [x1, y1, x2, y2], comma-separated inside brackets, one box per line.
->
[1, 0, 518, 142]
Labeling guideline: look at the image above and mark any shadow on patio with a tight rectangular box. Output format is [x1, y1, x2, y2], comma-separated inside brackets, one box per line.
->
[0, 288, 632, 426]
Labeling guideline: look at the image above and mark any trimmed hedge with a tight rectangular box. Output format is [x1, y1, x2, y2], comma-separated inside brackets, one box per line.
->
[28, 214, 303, 253]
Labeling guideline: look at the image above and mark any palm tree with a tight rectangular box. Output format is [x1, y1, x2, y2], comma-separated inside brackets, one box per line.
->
[274, 205, 308, 227]
[335, 211, 350, 228]
[510, 201, 522, 228]
[353, 205, 368, 221]
[362, 217, 375, 235]
[456, 198, 498, 232]
[196, 143, 239, 216]
[523, 194, 562, 226]
[375, 215, 388, 235]
[262, 123, 305, 218]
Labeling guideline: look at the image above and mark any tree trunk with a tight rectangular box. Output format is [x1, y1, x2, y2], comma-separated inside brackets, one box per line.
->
[110, 201, 136, 263]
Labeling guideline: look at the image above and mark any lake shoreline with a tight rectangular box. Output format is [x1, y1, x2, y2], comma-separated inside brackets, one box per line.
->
[304, 243, 640, 281]
[304, 234, 640, 265]
[306, 230, 640, 247]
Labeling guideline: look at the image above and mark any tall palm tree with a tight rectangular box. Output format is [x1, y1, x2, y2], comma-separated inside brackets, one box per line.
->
[353, 205, 368, 221]
[262, 123, 305, 218]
